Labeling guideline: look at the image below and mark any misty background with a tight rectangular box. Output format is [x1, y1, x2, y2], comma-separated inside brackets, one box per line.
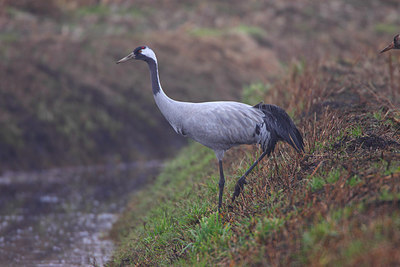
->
[0, 0, 398, 172]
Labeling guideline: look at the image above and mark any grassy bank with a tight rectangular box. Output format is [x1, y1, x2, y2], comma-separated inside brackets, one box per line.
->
[109, 54, 400, 265]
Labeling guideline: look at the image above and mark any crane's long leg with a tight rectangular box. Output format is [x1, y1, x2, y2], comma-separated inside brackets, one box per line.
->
[218, 160, 225, 212]
[232, 151, 268, 202]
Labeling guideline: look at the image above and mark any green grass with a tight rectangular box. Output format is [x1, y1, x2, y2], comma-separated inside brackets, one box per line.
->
[373, 110, 383, 121]
[348, 124, 363, 138]
[187, 213, 232, 256]
[110, 142, 223, 265]
[308, 168, 343, 192]
[347, 175, 362, 187]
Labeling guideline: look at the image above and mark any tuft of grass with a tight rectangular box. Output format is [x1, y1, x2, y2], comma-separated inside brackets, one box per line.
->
[373, 110, 384, 121]
[348, 124, 363, 138]
[309, 168, 343, 192]
[347, 175, 362, 187]
[187, 212, 232, 256]
[309, 175, 326, 191]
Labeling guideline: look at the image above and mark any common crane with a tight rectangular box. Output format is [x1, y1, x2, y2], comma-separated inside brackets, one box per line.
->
[380, 34, 400, 53]
[117, 46, 304, 211]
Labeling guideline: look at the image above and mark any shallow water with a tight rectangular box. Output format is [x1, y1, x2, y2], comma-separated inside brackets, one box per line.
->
[0, 161, 162, 266]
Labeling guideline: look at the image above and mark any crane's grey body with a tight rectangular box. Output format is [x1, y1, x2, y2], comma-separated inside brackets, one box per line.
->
[156, 97, 264, 159]
[117, 46, 304, 211]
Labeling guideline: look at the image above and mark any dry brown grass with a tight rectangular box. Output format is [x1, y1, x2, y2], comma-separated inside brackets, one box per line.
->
[216, 54, 400, 265]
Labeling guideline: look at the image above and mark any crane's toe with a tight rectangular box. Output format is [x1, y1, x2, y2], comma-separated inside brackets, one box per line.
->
[232, 177, 247, 202]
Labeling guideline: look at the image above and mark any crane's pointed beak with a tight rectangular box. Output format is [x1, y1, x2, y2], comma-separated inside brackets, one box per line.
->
[116, 52, 135, 64]
[380, 42, 395, 54]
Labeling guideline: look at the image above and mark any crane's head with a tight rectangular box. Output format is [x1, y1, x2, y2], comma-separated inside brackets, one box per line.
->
[380, 34, 400, 53]
[116, 46, 157, 64]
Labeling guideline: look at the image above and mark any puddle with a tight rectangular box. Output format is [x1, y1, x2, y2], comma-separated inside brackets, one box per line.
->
[0, 161, 162, 266]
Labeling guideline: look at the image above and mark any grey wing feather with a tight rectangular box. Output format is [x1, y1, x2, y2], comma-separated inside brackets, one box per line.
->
[182, 102, 263, 150]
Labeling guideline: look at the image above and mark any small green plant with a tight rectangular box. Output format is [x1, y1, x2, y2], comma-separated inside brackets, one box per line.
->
[373, 110, 383, 121]
[309, 175, 326, 191]
[309, 168, 343, 191]
[147, 209, 173, 237]
[326, 168, 341, 183]
[347, 175, 362, 187]
[348, 125, 363, 138]
[183, 202, 210, 225]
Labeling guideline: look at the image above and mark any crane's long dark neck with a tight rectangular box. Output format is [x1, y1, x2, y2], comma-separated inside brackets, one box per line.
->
[147, 59, 162, 95]
[145, 58, 183, 129]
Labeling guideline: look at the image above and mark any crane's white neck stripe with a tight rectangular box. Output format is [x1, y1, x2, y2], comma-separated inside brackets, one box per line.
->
[141, 47, 157, 63]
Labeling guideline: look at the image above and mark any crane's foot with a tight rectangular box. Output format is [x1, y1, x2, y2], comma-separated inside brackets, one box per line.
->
[232, 177, 247, 202]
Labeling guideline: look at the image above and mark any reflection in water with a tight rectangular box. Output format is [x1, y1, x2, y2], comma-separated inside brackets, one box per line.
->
[0, 161, 162, 266]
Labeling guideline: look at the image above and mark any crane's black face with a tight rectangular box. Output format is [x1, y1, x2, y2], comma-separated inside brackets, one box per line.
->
[395, 34, 400, 48]
[380, 34, 400, 53]
[116, 46, 149, 64]
[132, 46, 148, 61]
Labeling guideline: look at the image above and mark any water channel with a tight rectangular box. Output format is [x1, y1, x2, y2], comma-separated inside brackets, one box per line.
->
[0, 161, 162, 266]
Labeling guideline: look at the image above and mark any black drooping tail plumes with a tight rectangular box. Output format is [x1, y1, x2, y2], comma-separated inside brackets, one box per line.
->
[253, 103, 304, 155]
[232, 103, 304, 203]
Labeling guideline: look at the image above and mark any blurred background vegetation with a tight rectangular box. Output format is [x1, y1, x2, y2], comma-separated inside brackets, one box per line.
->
[0, 0, 399, 171]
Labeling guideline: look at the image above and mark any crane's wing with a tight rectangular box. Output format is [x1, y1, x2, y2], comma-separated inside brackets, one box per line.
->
[182, 102, 264, 150]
